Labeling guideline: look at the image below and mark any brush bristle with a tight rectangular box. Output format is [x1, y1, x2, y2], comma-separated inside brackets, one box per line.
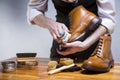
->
[47, 61, 58, 71]
[60, 58, 74, 66]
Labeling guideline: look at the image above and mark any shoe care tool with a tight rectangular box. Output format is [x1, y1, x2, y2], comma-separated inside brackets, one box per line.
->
[58, 58, 81, 72]
[1, 61, 16, 73]
[47, 61, 58, 71]
[56, 64, 81, 72]
[58, 30, 71, 43]
[47, 58, 75, 74]
[16, 53, 38, 69]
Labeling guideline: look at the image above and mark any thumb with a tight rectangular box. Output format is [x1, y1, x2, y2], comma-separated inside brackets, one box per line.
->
[62, 42, 74, 47]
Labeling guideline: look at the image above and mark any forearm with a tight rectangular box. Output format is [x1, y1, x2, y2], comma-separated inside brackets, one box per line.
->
[27, 0, 48, 25]
[32, 14, 69, 41]
[83, 25, 107, 48]
[32, 14, 53, 28]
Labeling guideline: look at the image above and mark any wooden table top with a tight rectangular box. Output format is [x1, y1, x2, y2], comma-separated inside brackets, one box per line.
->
[0, 58, 120, 80]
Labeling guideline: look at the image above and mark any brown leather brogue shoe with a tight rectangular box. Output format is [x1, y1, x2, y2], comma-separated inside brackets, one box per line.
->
[68, 5, 101, 42]
[82, 35, 114, 72]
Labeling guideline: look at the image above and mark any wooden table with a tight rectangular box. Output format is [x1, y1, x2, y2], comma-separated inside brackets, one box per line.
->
[0, 58, 120, 80]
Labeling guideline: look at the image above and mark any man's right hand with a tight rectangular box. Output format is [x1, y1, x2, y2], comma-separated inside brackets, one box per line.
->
[46, 20, 69, 43]
[33, 14, 69, 43]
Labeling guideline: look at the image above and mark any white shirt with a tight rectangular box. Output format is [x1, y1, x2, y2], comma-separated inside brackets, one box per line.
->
[27, 0, 116, 34]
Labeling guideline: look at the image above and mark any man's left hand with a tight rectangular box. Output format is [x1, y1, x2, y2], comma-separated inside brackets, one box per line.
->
[57, 41, 88, 56]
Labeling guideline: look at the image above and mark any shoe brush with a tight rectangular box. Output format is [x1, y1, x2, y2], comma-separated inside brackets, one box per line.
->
[16, 53, 38, 69]
[47, 58, 75, 74]
[47, 61, 58, 71]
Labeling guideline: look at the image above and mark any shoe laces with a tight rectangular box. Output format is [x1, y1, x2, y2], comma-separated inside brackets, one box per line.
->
[95, 38, 104, 57]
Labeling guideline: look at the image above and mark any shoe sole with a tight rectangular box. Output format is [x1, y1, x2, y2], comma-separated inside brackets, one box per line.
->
[81, 60, 114, 72]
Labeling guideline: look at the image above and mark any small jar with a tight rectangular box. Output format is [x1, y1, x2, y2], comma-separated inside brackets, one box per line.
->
[59, 30, 71, 43]
[1, 61, 16, 73]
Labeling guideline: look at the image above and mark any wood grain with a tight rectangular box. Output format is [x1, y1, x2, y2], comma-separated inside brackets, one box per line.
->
[0, 58, 120, 80]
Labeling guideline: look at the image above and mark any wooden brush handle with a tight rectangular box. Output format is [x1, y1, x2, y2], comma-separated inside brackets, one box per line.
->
[48, 64, 75, 75]
[17, 58, 36, 62]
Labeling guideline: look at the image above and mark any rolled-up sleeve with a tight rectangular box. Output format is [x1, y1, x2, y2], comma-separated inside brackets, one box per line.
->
[96, 0, 116, 34]
[27, 0, 48, 24]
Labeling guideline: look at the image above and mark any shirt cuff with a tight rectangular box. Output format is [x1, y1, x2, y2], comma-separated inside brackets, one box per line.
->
[101, 18, 115, 34]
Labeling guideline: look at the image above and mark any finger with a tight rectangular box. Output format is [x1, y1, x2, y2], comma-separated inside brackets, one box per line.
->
[51, 32, 58, 40]
[63, 41, 82, 47]
[57, 49, 69, 56]
[57, 29, 65, 38]
[50, 25, 60, 38]
[62, 42, 75, 47]
[57, 25, 66, 38]
[55, 29, 61, 38]
[57, 48, 74, 56]
[62, 24, 69, 32]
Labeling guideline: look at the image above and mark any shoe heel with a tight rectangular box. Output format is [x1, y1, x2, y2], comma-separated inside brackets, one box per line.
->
[110, 60, 114, 68]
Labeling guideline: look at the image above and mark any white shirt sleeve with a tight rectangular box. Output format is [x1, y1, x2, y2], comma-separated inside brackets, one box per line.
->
[96, 0, 116, 34]
[27, 0, 48, 24]
[27, 0, 116, 34]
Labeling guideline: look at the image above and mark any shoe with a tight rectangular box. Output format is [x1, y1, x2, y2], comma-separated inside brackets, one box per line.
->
[58, 5, 101, 51]
[68, 5, 101, 42]
[82, 35, 114, 72]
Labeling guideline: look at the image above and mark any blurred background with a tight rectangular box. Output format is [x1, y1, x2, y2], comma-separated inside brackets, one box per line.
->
[0, 0, 120, 61]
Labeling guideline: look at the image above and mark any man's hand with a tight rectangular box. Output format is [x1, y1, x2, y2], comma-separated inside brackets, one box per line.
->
[57, 25, 107, 56]
[57, 41, 89, 56]
[46, 20, 69, 43]
[33, 14, 69, 43]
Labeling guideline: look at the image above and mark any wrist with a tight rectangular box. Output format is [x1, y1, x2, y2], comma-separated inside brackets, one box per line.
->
[33, 14, 53, 28]
[82, 40, 91, 49]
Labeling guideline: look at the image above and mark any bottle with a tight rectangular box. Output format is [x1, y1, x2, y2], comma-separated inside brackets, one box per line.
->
[59, 30, 71, 43]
